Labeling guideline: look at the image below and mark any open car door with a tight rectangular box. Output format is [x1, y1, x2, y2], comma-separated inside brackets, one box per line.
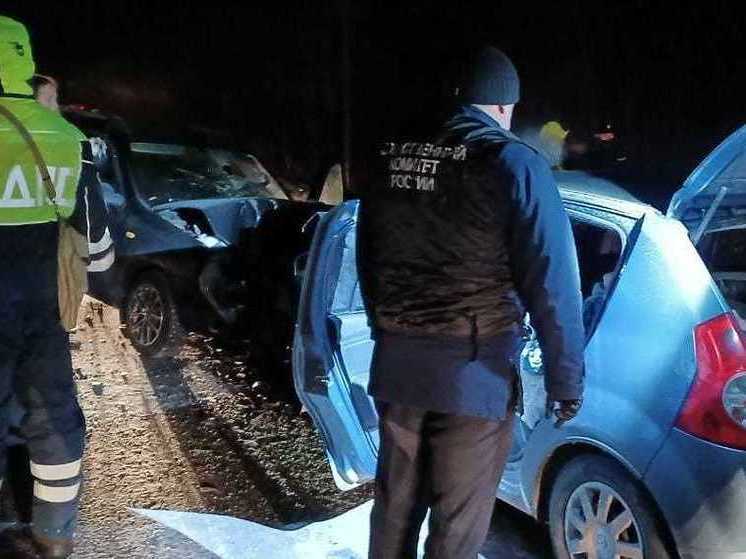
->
[667, 125, 746, 320]
[667, 124, 746, 241]
[293, 200, 379, 489]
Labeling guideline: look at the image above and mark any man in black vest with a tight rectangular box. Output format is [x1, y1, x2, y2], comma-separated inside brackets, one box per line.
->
[358, 47, 585, 558]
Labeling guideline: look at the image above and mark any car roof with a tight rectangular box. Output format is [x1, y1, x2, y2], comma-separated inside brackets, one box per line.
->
[555, 170, 659, 219]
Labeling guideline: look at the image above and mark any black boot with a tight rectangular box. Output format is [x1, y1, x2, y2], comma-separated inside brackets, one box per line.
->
[31, 533, 74, 559]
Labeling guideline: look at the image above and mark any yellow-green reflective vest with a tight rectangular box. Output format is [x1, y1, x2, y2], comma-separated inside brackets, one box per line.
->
[0, 97, 85, 225]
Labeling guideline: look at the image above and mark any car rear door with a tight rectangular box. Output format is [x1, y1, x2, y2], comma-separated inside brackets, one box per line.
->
[667, 124, 746, 240]
[293, 200, 378, 489]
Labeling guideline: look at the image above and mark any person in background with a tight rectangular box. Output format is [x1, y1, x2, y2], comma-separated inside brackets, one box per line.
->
[358, 46, 585, 558]
[537, 120, 569, 169]
[0, 16, 113, 558]
[30, 74, 60, 112]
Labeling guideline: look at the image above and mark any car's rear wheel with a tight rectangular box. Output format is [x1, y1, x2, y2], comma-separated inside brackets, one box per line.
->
[548, 455, 672, 559]
[124, 271, 185, 358]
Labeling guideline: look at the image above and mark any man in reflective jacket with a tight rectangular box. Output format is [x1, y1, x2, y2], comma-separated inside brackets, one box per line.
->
[0, 16, 113, 558]
[359, 47, 585, 558]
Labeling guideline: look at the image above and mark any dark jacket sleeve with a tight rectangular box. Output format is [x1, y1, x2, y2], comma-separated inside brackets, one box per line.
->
[501, 145, 585, 401]
[356, 199, 378, 323]
[68, 139, 115, 272]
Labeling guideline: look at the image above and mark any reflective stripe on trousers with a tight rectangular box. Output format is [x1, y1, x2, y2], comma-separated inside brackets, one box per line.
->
[32, 459, 82, 504]
[31, 459, 82, 482]
[27, 453, 84, 540]
[34, 481, 81, 503]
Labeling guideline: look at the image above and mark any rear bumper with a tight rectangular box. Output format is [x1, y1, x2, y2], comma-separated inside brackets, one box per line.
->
[644, 428, 746, 558]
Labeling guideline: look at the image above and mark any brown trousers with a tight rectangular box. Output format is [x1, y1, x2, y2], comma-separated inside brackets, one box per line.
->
[369, 401, 515, 559]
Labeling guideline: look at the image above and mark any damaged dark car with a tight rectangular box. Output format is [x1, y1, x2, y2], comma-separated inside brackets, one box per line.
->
[66, 109, 333, 360]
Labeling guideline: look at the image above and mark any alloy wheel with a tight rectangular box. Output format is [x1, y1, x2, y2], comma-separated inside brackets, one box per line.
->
[128, 284, 166, 347]
[564, 481, 643, 559]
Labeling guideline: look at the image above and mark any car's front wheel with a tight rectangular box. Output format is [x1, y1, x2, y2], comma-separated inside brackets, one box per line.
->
[548, 455, 672, 559]
[123, 271, 185, 358]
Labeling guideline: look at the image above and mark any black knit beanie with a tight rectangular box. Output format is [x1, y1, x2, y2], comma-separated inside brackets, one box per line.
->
[459, 46, 520, 105]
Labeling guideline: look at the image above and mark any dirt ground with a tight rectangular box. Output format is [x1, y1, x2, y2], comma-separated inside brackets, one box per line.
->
[1, 298, 371, 558]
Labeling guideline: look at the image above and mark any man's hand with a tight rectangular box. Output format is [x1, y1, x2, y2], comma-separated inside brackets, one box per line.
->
[546, 398, 583, 428]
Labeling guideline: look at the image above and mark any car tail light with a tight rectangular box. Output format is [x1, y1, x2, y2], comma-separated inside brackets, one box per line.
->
[676, 313, 746, 450]
[723, 373, 746, 428]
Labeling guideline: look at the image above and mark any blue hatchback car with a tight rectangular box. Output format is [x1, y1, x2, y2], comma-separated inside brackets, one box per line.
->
[294, 126, 746, 559]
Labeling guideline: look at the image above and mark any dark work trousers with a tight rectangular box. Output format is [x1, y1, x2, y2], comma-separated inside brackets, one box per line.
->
[0, 225, 86, 540]
[369, 401, 515, 559]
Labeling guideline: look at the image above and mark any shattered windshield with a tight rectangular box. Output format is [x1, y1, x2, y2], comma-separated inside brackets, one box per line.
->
[131, 143, 278, 206]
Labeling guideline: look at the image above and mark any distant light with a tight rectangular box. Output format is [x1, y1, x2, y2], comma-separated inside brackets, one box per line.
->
[594, 132, 616, 142]
[65, 104, 96, 112]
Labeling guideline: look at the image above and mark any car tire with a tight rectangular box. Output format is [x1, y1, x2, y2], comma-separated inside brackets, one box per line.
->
[123, 271, 185, 359]
[548, 454, 672, 559]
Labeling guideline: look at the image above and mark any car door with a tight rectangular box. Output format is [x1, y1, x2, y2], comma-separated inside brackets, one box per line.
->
[666, 124, 746, 320]
[499, 210, 640, 510]
[293, 200, 378, 489]
[667, 124, 746, 240]
[293, 199, 639, 497]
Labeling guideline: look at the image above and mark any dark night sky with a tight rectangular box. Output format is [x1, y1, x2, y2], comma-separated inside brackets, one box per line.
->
[3, 0, 745, 204]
